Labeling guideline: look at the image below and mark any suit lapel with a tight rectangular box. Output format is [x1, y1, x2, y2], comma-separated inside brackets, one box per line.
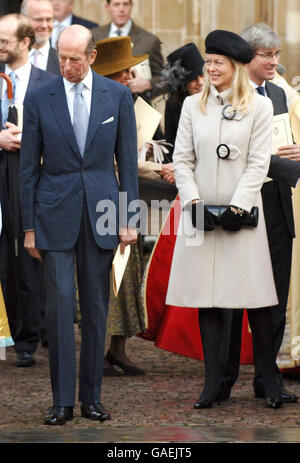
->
[49, 77, 82, 160]
[0, 62, 4, 125]
[84, 72, 108, 153]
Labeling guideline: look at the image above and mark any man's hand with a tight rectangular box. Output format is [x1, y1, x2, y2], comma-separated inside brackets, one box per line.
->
[0, 122, 21, 151]
[277, 144, 300, 161]
[119, 226, 138, 254]
[24, 230, 43, 262]
[160, 163, 175, 184]
[128, 69, 152, 94]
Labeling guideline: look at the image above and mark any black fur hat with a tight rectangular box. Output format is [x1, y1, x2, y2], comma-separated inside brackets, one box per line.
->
[205, 30, 253, 64]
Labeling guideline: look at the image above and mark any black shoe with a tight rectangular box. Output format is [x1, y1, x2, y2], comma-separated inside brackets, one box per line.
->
[266, 396, 283, 409]
[80, 402, 111, 421]
[281, 387, 298, 403]
[44, 406, 73, 425]
[106, 350, 145, 376]
[103, 364, 122, 377]
[254, 385, 298, 403]
[16, 352, 36, 367]
[193, 398, 213, 409]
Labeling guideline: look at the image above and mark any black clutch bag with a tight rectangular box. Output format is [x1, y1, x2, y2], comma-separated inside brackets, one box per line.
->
[206, 206, 259, 228]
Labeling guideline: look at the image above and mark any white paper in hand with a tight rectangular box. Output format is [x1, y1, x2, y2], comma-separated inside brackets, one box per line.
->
[112, 244, 131, 296]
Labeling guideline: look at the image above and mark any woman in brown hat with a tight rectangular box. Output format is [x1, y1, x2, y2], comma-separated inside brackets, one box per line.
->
[92, 36, 174, 376]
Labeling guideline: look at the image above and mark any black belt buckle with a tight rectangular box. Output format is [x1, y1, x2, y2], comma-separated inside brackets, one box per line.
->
[217, 143, 230, 159]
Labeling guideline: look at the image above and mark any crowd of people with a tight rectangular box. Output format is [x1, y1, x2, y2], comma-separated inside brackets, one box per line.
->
[0, 0, 299, 426]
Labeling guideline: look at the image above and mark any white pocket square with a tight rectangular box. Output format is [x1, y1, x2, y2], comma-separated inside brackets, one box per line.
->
[101, 116, 114, 124]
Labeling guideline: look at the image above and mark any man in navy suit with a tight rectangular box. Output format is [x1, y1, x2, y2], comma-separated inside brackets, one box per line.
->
[0, 13, 56, 365]
[20, 24, 138, 425]
[50, 0, 98, 48]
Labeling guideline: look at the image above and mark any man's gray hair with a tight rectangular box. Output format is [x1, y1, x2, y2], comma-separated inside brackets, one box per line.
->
[241, 23, 281, 52]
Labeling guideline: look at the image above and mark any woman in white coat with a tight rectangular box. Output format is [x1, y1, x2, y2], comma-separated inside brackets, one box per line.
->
[166, 30, 283, 409]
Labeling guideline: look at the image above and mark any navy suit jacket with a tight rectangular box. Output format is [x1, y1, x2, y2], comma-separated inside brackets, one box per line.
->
[71, 14, 98, 29]
[46, 46, 61, 75]
[20, 71, 138, 251]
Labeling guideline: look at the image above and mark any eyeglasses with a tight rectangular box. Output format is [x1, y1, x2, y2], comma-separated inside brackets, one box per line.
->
[29, 16, 54, 24]
[0, 39, 18, 47]
[255, 50, 282, 60]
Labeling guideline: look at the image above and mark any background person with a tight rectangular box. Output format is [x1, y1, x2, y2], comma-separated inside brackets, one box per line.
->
[92, 35, 173, 376]
[21, 0, 60, 75]
[50, 0, 98, 48]
[92, 0, 164, 100]
[162, 42, 205, 159]
[0, 13, 56, 366]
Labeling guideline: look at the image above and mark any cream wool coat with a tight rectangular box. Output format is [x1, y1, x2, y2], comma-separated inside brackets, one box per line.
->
[166, 86, 278, 309]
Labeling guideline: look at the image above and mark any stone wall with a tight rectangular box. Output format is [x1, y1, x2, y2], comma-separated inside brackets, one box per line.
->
[73, 0, 300, 84]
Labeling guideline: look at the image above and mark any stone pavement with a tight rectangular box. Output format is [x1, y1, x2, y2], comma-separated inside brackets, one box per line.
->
[0, 326, 300, 444]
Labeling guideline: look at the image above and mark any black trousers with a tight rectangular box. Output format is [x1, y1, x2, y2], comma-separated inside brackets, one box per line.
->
[221, 186, 293, 390]
[199, 307, 281, 400]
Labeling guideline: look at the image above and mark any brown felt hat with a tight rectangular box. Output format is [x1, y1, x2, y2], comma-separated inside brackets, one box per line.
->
[92, 36, 149, 76]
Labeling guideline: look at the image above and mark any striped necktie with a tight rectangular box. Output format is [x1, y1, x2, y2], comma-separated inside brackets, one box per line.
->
[73, 82, 89, 157]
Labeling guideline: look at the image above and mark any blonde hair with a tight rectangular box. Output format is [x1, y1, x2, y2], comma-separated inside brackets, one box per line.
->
[199, 57, 254, 115]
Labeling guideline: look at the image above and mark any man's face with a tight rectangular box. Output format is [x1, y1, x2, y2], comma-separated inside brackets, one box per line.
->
[58, 34, 96, 83]
[26, 0, 54, 46]
[50, 0, 74, 22]
[246, 47, 281, 85]
[0, 18, 23, 65]
[105, 0, 133, 28]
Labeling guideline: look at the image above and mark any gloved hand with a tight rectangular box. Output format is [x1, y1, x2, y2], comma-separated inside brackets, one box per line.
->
[221, 206, 245, 231]
[189, 202, 215, 231]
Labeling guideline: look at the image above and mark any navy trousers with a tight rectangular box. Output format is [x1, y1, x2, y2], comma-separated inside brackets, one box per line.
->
[43, 201, 114, 406]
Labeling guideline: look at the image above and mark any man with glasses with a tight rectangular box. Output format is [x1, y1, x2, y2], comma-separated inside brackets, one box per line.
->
[50, 0, 98, 49]
[220, 23, 299, 405]
[20, 0, 60, 75]
[0, 13, 56, 367]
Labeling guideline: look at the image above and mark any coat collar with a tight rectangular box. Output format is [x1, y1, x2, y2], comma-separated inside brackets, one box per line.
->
[210, 85, 233, 105]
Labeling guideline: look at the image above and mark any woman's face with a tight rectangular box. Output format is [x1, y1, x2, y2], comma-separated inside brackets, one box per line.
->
[107, 68, 132, 86]
[205, 53, 235, 92]
[186, 75, 204, 95]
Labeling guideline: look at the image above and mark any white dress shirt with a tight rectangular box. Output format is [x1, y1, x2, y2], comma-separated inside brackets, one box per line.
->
[2, 61, 32, 106]
[63, 67, 92, 124]
[29, 41, 50, 71]
[108, 19, 132, 37]
[51, 14, 72, 48]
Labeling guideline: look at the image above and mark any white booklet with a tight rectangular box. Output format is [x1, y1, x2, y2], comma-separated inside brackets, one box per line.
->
[112, 244, 131, 296]
[134, 96, 162, 151]
[272, 112, 293, 154]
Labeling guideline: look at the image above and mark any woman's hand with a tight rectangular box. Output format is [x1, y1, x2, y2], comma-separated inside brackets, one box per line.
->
[221, 206, 245, 231]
